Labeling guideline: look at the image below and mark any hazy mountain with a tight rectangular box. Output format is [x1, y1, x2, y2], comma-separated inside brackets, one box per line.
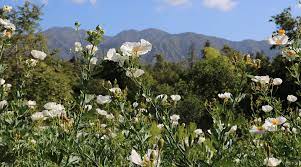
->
[43, 27, 279, 63]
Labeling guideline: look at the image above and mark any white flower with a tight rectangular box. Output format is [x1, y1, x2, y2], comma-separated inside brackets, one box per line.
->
[228, 125, 238, 133]
[287, 95, 298, 102]
[252, 75, 270, 84]
[129, 149, 143, 166]
[263, 116, 287, 132]
[96, 95, 111, 104]
[96, 109, 107, 116]
[264, 157, 282, 167]
[218, 92, 232, 99]
[155, 94, 168, 102]
[84, 105, 92, 111]
[42, 102, 66, 118]
[272, 78, 282, 86]
[0, 79, 5, 86]
[268, 33, 289, 45]
[25, 59, 38, 67]
[170, 114, 180, 125]
[90, 57, 98, 65]
[109, 87, 122, 94]
[0, 100, 7, 109]
[26, 100, 37, 109]
[121, 39, 152, 57]
[132, 102, 139, 108]
[74, 42, 83, 52]
[282, 49, 299, 58]
[198, 137, 206, 144]
[86, 44, 98, 55]
[106, 114, 115, 120]
[292, 127, 298, 134]
[2, 5, 12, 13]
[262, 105, 273, 112]
[3, 83, 11, 89]
[157, 124, 164, 129]
[104, 48, 128, 67]
[249, 125, 266, 134]
[100, 124, 107, 128]
[126, 68, 145, 78]
[31, 112, 45, 121]
[194, 129, 203, 136]
[170, 95, 181, 102]
[31, 50, 47, 60]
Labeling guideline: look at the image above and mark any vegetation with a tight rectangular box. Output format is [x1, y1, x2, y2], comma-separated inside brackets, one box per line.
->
[0, 2, 300, 167]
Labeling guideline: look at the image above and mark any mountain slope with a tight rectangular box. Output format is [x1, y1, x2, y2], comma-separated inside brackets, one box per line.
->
[43, 27, 279, 62]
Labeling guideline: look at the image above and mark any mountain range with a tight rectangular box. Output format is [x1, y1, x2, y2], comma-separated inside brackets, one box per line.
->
[43, 27, 279, 63]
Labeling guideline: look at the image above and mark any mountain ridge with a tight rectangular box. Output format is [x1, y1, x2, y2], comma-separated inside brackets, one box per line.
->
[42, 27, 279, 62]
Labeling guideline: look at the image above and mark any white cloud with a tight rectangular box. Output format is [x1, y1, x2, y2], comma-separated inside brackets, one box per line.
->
[203, 0, 237, 11]
[165, 0, 190, 6]
[89, 0, 97, 5]
[70, 0, 97, 5]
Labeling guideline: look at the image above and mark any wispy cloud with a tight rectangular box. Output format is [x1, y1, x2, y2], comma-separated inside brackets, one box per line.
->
[202, 0, 237, 11]
[70, 0, 97, 5]
[165, 0, 190, 6]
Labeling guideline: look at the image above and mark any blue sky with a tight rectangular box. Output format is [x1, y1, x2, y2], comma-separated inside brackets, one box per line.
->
[2, 0, 301, 41]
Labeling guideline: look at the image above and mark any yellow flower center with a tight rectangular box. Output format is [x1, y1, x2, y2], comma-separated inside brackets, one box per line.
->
[287, 50, 296, 57]
[271, 119, 280, 125]
[257, 126, 264, 131]
[275, 39, 282, 45]
[278, 29, 286, 35]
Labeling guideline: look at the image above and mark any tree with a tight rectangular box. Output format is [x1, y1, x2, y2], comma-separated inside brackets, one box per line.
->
[188, 42, 196, 68]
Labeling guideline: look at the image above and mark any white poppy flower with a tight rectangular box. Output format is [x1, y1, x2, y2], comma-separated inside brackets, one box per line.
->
[228, 125, 238, 133]
[170, 95, 181, 102]
[104, 48, 128, 67]
[106, 113, 115, 120]
[126, 68, 145, 78]
[90, 57, 98, 65]
[121, 39, 152, 57]
[292, 127, 298, 134]
[109, 87, 122, 94]
[194, 129, 203, 136]
[264, 157, 282, 167]
[287, 95, 298, 102]
[25, 59, 38, 67]
[31, 50, 47, 60]
[0, 100, 7, 109]
[132, 102, 139, 108]
[31, 112, 45, 121]
[2, 5, 12, 13]
[157, 124, 164, 129]
[170, 114, 180, 125]
[282, 49, 299, 58]
[249, 125, 266, 134]
[100, 124, 107, 128]
[262, 105, 273, 112]
[268, 29, 289, 45]
[27, 100, 37, 109]
[252, 76, 270, 84]
[265, 116, 286, 127]
[74, 42, 83, 52]
[129, 149, 143, 166]
[3, 83, 11, 89]
[96, 95, 111, 104]
[86, 44, 98, 55]
[272, 78, 282, 86]
[0, 78, 5, 85]
[218, 92, 232, 99]
[0, 18, 10, 27]
[84, 105, 92, 111]
[96, 108, 107, 116]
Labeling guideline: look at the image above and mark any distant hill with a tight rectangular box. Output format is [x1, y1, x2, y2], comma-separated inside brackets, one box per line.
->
[43, 27, 279, 63]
